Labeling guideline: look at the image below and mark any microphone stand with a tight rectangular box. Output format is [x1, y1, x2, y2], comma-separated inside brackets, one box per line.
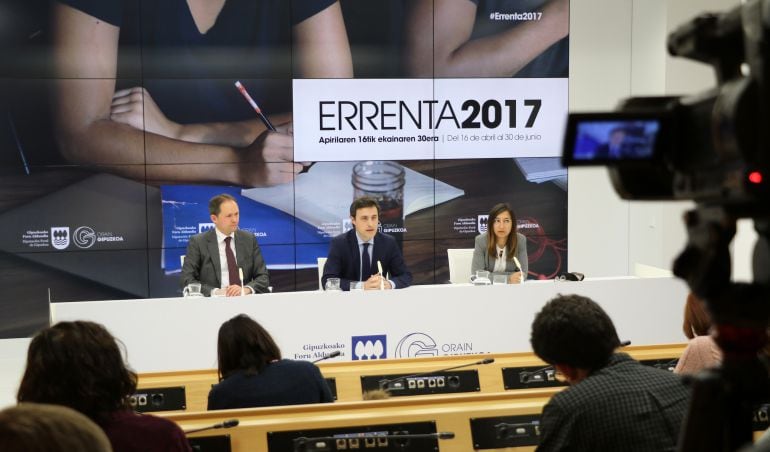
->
[312, 350, 341, 364]
[184, 419, 239, 435]
[378, 358, 494, 391]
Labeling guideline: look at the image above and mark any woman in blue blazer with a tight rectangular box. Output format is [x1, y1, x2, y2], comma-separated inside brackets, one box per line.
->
[471, 203, 528, 283]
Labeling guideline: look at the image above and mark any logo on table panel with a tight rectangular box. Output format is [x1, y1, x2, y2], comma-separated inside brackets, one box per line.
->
[477, 215, 489, 233]
[73, 226, 96, 249]
[351, 335, 386, 360]
[395, 332, 439, 358]
[198, 223, 215, 233]
[50, 227, 70, 250]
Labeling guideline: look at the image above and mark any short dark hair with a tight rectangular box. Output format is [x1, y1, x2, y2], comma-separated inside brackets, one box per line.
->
[349, 196, 380, 217]
[209, 193, 237, 216]
[217, 314, 282, 380]
[530, 294, 621, 371]
[17, 321, 138, 422]
[0, 403, 112, 452]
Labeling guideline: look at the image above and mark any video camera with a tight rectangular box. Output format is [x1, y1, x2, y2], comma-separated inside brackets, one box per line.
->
[562, 3, 770, 451]
[563, 2, 770, 216]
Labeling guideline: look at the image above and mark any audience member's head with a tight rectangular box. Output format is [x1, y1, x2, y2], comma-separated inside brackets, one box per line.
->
[17, 321, 137, 422]
[683, 292, 712, 339]
[531, 294, 621, 377]
[217, 314, 282, 380]
[0, 403, 112, 452]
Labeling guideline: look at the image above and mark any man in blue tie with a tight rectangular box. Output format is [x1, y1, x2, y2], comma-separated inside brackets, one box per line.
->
[322, 197, 412, 291]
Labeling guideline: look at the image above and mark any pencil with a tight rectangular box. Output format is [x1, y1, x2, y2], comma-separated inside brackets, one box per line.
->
[8, 113, 30, 175]
[234, 80, 276, 131]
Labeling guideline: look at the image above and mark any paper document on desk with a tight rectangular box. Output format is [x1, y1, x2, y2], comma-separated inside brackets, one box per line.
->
[241, 161, 464, 237]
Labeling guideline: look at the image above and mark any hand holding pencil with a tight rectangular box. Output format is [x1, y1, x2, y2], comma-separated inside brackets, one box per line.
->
[235, 80, 315, 176]
[230, 80, 303, 187]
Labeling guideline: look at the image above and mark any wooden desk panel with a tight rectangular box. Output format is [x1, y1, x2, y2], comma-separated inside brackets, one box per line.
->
[163, 391, 554, 452]
[137, 343, 686, 412]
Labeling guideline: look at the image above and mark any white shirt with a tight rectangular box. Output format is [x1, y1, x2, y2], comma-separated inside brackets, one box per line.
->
[353, 232, 394, 289]
[493, 245, 507, 273]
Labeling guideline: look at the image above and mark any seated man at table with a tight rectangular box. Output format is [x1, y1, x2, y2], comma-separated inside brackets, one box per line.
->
[322, 196, 411, 291]
[530, 294, 689, 452]
[181, 194, 269, 296]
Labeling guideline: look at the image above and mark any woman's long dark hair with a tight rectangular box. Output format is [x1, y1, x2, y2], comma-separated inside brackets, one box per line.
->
[17, 321, 137, 423]
[217, 314, 282, 380]
[486, 203, 518, 260]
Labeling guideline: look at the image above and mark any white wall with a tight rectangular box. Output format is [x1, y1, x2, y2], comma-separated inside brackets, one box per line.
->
[0, 339, 30, 408]
[568, 0, 753, 281]
[568, 0, 635, 276]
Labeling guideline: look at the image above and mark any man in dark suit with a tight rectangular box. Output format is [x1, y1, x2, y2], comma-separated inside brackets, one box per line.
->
[531, 294, 689, 451]
[594, 127, 626, 159]
[181, 194, 269, 296]
[322, 197, 412, 291]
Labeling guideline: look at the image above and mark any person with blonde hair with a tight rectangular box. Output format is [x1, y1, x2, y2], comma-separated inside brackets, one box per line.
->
[0, 403, 112, 452]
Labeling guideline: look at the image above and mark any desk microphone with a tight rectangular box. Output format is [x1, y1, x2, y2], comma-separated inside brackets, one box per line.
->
[184, 419, 239, 435]
[378, 358, 495, 391]
[292, 432, 455, 452]
[620, 340, 631, 347]
[312, 350, 341, 363]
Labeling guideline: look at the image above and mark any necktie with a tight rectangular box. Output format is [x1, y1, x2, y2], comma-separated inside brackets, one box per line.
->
[224, 236, 240, 286]
[361, 243, 371, 281]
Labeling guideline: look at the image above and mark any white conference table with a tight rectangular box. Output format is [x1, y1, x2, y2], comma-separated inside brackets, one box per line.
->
[51, 276, 688, 373]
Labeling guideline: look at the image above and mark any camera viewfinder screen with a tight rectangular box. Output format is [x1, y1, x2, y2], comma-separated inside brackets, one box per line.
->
[572, 120, 660, 161]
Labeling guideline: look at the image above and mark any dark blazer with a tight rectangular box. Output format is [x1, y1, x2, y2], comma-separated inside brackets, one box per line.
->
[180, 229, 269, 296]
[207, 360, 333, 410]
[322, 229, 412, 291]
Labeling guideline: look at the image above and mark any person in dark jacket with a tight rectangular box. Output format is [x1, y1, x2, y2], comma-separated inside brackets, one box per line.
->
[208, 314, 333, 410]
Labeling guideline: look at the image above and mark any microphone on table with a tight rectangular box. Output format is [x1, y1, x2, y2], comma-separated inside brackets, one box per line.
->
[620, 340, 632, 347]
[293, 432, 455, 452]
[184, 419, 239, 435]
[312, 350, 341, 364]
[378, 357, 495, 391]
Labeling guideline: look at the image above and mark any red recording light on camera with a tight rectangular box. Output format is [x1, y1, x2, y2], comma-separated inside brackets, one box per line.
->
[748, 171, 763, 184]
